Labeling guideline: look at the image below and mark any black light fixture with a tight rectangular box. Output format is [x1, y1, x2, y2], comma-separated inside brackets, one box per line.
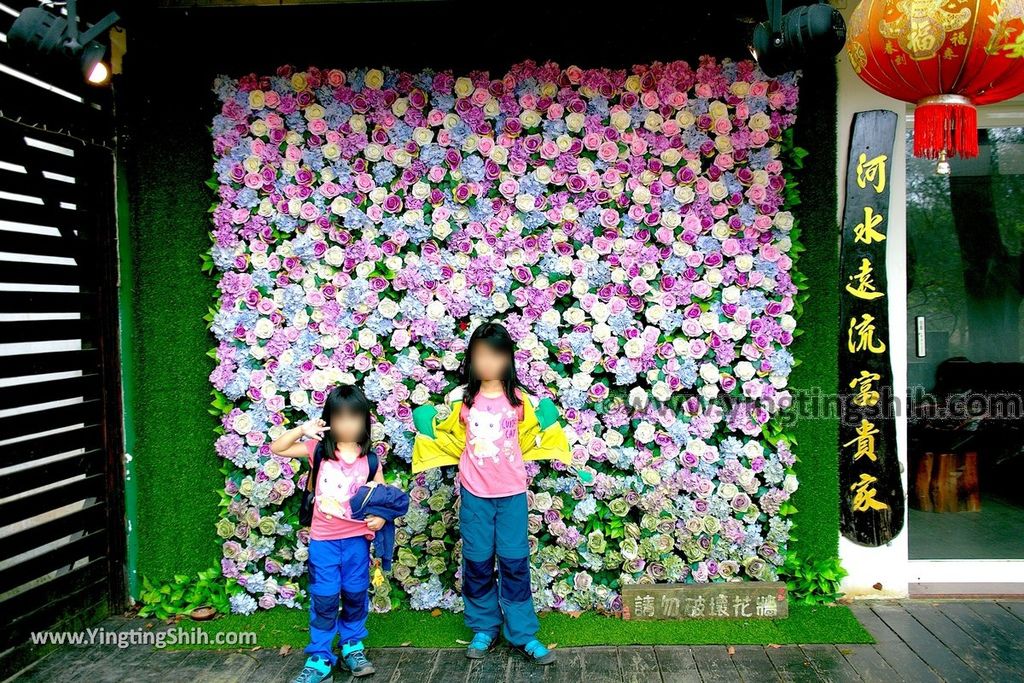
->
[7, 1, 120, 85]
[750, 0, 846, 77]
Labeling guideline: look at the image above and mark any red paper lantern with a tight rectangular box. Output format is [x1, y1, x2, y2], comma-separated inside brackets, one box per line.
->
[846, 0, 1024, 159]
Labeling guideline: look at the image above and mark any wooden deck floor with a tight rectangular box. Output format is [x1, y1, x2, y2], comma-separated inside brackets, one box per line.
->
[9, 600, 1024, 682]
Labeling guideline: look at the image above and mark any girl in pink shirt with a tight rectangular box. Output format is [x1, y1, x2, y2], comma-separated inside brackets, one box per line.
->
[450, 322, 557, 664]
[271, 384, 384, 681]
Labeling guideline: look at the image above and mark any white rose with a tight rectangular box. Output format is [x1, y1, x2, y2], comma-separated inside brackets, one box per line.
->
[735, 361, 756, 381]
[357, 329, 377, 349]
[309, 369, 329, 392]
[289, 390, 308, 407]
[592, 323, 612, 343]
[426, 301, 446, 320]
[605, 431, 624, 447]
[696, 385, 720, 401]
[410, 384, 430, 405]
[634, 422, 656, 444]
[646, 304, 666, 324]
[324, 246, 344, 267]
[515, 194, 536, 213]
[432, 220, 452, 240]
[402, 209, 422, 226]
[368, 186, 387, 204]
[624, 337, 646, 359]
[492, 292, 510, 312]
[565, 112, 585, 132]
[378, 299, 399, 319]
[232, 412, 253, 435]
[413, 127, 434, 146]
[783, 474, 799, 493]
[411, 181, 431, 200]
[533, 491, 553, 512]
[564, 307, 585, 325]
[651, 381, 672, 402]
[254, 317, 275, 339]
[393, 149, 412, 168]
[628, 387, 649, 410]
[699, 363, 721, 384]
[392, 329, 411, 350]
[571, 373, 592, 391]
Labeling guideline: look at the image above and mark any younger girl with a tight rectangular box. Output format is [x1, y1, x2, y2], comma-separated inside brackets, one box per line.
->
[271, 384, 386, 682]
[411, 322, 571, 665]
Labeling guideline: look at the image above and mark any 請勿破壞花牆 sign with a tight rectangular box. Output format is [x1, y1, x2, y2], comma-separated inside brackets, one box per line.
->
[620, 582, 788, 620]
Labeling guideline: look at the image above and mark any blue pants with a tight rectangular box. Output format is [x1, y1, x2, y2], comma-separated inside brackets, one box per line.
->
[306, 536, 370, 665]
[459, 486, 539, 647]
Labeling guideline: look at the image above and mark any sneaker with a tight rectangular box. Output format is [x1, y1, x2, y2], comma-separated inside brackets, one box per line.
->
[340, 641, 375, 677]
[292, 655, 333, 683]
[465, 631, 497, 659]
[513, 639, 556, 665]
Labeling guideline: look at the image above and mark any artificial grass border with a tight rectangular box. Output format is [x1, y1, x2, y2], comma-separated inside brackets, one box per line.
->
[161, 604, 871, 651]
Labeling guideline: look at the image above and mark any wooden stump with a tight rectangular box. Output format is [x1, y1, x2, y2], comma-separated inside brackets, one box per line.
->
[911, 451, 980, 513]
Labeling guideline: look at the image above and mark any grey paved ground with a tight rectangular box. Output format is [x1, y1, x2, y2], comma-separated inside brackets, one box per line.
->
[9, 600, 1024, 682]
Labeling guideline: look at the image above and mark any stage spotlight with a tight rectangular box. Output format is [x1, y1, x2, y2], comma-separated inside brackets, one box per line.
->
[7, 1, 120, 85]
[750, 0, 846, 77]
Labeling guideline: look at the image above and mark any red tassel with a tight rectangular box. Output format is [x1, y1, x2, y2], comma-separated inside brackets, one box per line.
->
[914, 100, 978, 159]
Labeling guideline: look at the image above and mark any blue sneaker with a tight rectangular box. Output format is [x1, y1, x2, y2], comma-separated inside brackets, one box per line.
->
[513, 639, 556, 665]
[292, 655, 332, 683]
[340, 641, 375, 677]
[465, 631, 497, 659]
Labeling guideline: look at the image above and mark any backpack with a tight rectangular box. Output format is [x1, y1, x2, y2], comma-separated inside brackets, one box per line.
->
[299, 441, 379, 527]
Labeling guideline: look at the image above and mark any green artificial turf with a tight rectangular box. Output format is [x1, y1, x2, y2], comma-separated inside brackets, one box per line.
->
[786, 61, 842, 564]
[162, 604, 871, 651]
[119, 45, 224, 583]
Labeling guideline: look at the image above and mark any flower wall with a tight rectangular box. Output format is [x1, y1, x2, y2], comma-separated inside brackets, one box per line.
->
[208, 59, 803, 615]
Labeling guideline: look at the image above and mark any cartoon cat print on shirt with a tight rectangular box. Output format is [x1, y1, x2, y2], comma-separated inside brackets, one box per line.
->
[468, 406, 503, 466]
[316, 459, 362, 518]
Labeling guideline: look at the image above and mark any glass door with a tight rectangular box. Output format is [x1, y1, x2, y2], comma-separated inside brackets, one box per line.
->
[906, 126, 1024, 562]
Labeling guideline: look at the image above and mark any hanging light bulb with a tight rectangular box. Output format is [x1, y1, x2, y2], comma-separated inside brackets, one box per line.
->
[935, 150, 951, 176]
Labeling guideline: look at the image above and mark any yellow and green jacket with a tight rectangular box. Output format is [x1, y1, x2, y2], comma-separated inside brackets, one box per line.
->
[410, 386, 571, 474]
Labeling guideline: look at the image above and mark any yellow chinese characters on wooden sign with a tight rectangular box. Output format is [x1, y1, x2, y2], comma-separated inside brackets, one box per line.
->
[838, 110, 904, 546]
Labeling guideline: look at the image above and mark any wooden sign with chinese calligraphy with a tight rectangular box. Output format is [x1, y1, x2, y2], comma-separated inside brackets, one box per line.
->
[838, 109, 905, 547]
[620, 582, 788, 620]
